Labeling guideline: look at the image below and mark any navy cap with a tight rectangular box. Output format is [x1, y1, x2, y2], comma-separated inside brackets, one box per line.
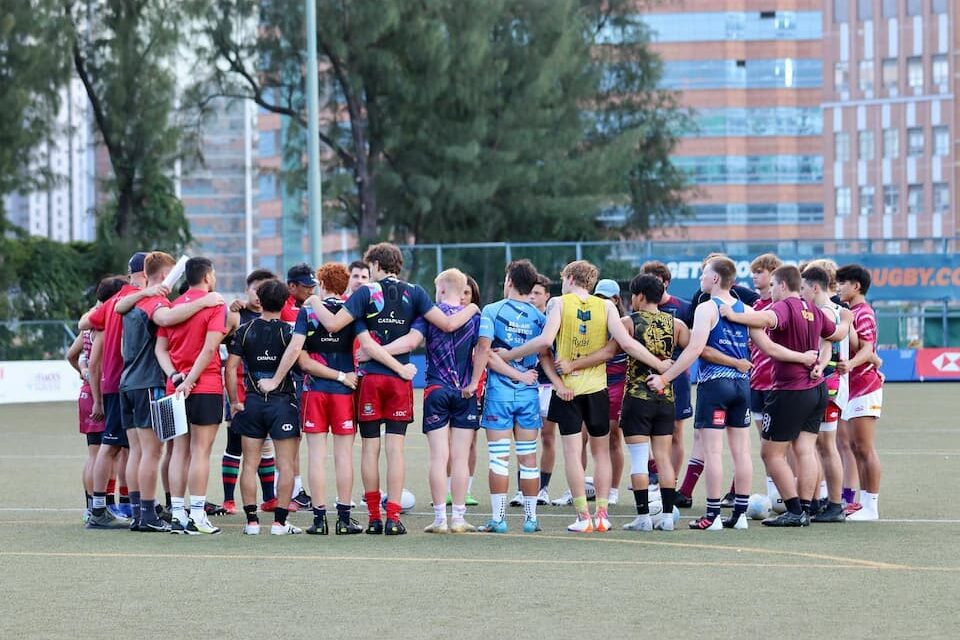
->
[127, 252, 148, 275]
[286, 263, 317, 287]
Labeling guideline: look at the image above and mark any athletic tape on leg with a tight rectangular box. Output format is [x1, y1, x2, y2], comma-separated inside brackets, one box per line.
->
[488, 438, 511, 477]
[515, 439, 538, 456]
[628, 442, 650, 476]
[519, 464, 540, 481]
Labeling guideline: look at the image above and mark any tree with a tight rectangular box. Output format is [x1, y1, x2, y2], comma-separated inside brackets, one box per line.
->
[0, 0, 71, 204]
[192, 0, 690, 245]
[66, 0, 192, 260]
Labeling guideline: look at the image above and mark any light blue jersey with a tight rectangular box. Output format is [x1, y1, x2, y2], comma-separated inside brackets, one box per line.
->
[478, 298, 546, 402]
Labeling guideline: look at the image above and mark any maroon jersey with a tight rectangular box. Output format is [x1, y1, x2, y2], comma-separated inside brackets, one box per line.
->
[769, 297, 836, 391]
[749, 296, 775, 391]
[849, 302, 883, 398]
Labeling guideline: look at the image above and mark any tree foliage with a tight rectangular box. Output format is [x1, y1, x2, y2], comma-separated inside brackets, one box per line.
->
[191, 0, 691, 244]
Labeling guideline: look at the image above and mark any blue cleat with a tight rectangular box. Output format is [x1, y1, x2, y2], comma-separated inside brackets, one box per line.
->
[478, 519, 508, 533]
[522, 517, 542, 533]
[110, 503, 133, 519]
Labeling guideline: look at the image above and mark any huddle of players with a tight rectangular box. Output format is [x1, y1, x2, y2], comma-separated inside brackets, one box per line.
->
[75, 244, 883, 536]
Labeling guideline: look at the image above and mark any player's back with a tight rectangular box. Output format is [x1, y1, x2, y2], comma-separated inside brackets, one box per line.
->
[419, 302, 480, 389]
[479, 298, 545, 397]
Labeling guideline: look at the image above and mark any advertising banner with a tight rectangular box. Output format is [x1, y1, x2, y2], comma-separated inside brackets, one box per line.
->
[0, 361, 83, 404]
[915, 348, 960, 380]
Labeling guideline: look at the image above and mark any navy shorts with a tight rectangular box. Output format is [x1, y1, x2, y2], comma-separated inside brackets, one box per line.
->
[694, 378, 751, 429]
[422, 385, 480, 433]
[185, 393, 224, 426]
[120, 387, 164, 430]
[672, 372, 693, 420]
[101, 393, 129, 448]
[232, 394, 301, 441]
[750, 389, 772, 415]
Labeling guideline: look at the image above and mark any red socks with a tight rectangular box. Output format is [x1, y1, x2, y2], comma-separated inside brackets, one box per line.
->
[679, 458, 705, 497]
[364, 491, 381, 521]
[385, 501, 401, 523]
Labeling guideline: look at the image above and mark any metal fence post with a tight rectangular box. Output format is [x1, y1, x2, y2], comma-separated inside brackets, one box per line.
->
[505, 243, 512, 265]
[436, 245, 443, 275]
[575, 242, 582, 261]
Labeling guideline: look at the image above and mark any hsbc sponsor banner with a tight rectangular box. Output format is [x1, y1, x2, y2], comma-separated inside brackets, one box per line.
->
[662, 254, 960, 302]
[0, 361, 83, 404]
[915, 348, 960, 380]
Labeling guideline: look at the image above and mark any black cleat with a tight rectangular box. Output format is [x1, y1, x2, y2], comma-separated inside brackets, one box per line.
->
[156, 504, 173, 523]
[336, 518, 363, 535]
[204, 501, 228, 517]
[384, 518, 407, 536]
[366, 519, 384, 535]
[141, 519, 172, 533]
[306, 516, 329, 535]
[762, 511, 810, 527]
[129, 519, 142, 532]
[811, 503, 846, 523]
[674, 493, 693, 509]
[292, 490, 313, 510]
[720, 493, 736, 508]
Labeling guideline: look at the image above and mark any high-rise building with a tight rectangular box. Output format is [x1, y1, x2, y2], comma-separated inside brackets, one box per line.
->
[637, 0, 955, 252]
[3, 77, 96, 243]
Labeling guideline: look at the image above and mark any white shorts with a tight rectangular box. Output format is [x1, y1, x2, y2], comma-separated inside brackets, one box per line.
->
[538, 384, 552, 418]
[840, 388, 883, 421]
[820, 375, 848, 432]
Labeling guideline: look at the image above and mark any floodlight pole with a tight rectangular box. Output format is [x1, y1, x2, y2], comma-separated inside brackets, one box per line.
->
[305, 0, 323, 266]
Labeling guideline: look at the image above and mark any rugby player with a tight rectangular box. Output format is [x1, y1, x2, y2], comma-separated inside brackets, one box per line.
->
[348, 260, 370, 294]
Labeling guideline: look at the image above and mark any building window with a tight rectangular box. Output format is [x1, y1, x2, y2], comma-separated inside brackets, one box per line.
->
[835, 132, 851, 162]
[257, 174, 277, 201]
[932, 0, 948, 14]
[932, 55, 948, 86]
[858, 60, 874, 92]
[834, 62, 849, 93]
[907, 57, 923, 88]
[906, 0, 922, 15]
[933, 126, 950, 157]
[881, 58, 898, 90]
[908, 185, 924, 215]
[833, 0, 849, 23]
[884, 185, 900, 215]
[836, 187, 852, 216]
[860, 186, 875, 216]
[907, 127, 925, 157]
[882, 0, 897, 17]
[859, 130, 876, 160]
[857, 0, 873, 20]
[259, 218, 278, 236]
[933, 183, 949, 213]
[883, 129, 900, 159]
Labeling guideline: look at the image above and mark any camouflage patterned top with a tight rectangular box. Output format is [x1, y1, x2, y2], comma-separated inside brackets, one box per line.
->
[625, 310, 675, 403]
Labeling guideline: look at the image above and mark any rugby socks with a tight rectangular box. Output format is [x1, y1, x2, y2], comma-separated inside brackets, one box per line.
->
[860, 491, 879, 514]
[573, 495, 590, 520]
[119, 485, 130, 505]
[522, 495, 537, 521]
[189, 495, 206, 522]
[785, 497, 803, 515]
[313, 505, 327, 528]
[452, 504, 467, 523]
[164, 492, 172, 509]
[596, 497, 609, 520]
[139, 498, 155, 523]
[648, 459, 658, 476]
[539, 471, 552, 491]
[364, 491, 382, 522]
[274, 506, 289, 526]
[85, 492, 92, 510]
[258, 456, 276, 501]
[633, 488, 649, 515]
[221, 453, 241, 503]
[733, 494, 749, 519]
[491, 493, 507, 523]
[433, 504, 447, 525]
[678, 458, 704, 498]
[818, 480, 828, 501]
[385, 500, 402, 523]
[244, 504, 259, 524]
[92, 492, 107, 516]
[800, 499, 812, 515]
[336, 502, 351, 524]
[842, 487, 856, 505]
[106, 479, 117, 506]
[706, 497, 721, 520]
[171, 497, 187, 525]
[129, 491, 141, 522]
[661, 487, 677, 513]
[292, 475, 303, 497]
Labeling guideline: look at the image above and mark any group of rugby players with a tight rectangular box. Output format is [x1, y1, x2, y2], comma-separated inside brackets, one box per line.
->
[70, 242, 884, 536]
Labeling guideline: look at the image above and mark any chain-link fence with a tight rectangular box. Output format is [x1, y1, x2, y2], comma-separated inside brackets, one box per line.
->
[0, 321, 77, 361]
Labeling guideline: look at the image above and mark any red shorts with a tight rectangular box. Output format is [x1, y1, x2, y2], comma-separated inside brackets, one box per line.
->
[356, 373, 414, 423]
[78, 388, 105, 434]
[608, 381, 625, 423]
[301, 390, 355, 436]
[823, 401, 841, 424]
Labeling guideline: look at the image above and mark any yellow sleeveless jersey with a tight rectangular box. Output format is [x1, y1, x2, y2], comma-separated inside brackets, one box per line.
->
[554, 293, 608, 396]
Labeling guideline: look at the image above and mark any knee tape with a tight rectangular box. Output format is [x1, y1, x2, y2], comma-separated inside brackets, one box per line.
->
[519, 464, 540, 481]
[628, 442, 650, 476]
[515, 439, 538, 456]
[488, 438, 511, 477]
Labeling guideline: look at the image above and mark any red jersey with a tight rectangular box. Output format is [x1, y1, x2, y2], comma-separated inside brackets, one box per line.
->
[849, 301, 883, 398]
[749, 296, 775, 391]
[159, 288, 228, 394]
[87, 283, 138, 394]
[769, 297, 836, 391]
[280, 295, 300, 324]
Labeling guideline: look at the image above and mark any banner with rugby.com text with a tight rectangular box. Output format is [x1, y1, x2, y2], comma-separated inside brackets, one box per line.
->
[662, 254, 960, 302]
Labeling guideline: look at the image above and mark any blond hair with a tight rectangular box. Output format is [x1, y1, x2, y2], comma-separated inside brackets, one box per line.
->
[802, 258, 838, 287]
[561, 260, 600, 291]
[750, 253, 782, 274]
[434, 268, 467, 296]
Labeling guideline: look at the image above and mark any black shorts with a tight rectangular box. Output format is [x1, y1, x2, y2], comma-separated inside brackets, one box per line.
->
[620, 395, 675, 438]
[760, 384, 828, 443]
[548, 390, 610, 437]
[358, 421, 409, 439]
[750, 389, 772, 415]
[120, 387, 164, 430]
[85, 432, 103, 446]
[694, 378, 751, 430]
[232, 394, 301, 441]
[101, 393, 129, 448]
[185, 393, 224, 426]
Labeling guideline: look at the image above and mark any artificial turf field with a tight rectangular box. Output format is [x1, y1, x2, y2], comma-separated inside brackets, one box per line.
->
[1, 383, 959, 639]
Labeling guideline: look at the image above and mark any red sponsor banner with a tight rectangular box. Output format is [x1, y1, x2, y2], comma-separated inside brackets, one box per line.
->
[915, 348, 960, 379]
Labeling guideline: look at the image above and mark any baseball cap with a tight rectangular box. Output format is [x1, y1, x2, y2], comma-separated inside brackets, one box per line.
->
[286, 263, 317, 287]
[127, 252, 148, 275]
[594, 278, 620, 299]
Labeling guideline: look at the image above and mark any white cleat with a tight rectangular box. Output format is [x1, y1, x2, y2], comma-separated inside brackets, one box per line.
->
[623, 514, 653, 531]
[724, 513, 749, 530]
[608, 488, 619, 505]
[845, 507, 879, 521]
[536, 488, 550, 505]
[551, 489, 573, 506]
[271, 522, 303, 535]
[509, 490, 524, 507]
[243, 522, 261, 535]
[567, 516, 594, 533]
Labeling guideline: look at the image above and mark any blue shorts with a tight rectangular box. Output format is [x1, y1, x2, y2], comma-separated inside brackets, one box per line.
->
[481, 389, 541, 431]
[422, 385, 480, 433]
[750, 388, 772, 415]
[101, 392, 129, 448]
[694, 377, 751, 430]
[672, 373, 693, 420]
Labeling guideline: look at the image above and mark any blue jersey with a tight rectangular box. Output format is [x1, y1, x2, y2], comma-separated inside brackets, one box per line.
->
[697, 298, 750, 383]
[295, 298, 355, 395]
[345, 277, 434, 378]
[412, 303, 480, 389]
[478, 298, 546, 400]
